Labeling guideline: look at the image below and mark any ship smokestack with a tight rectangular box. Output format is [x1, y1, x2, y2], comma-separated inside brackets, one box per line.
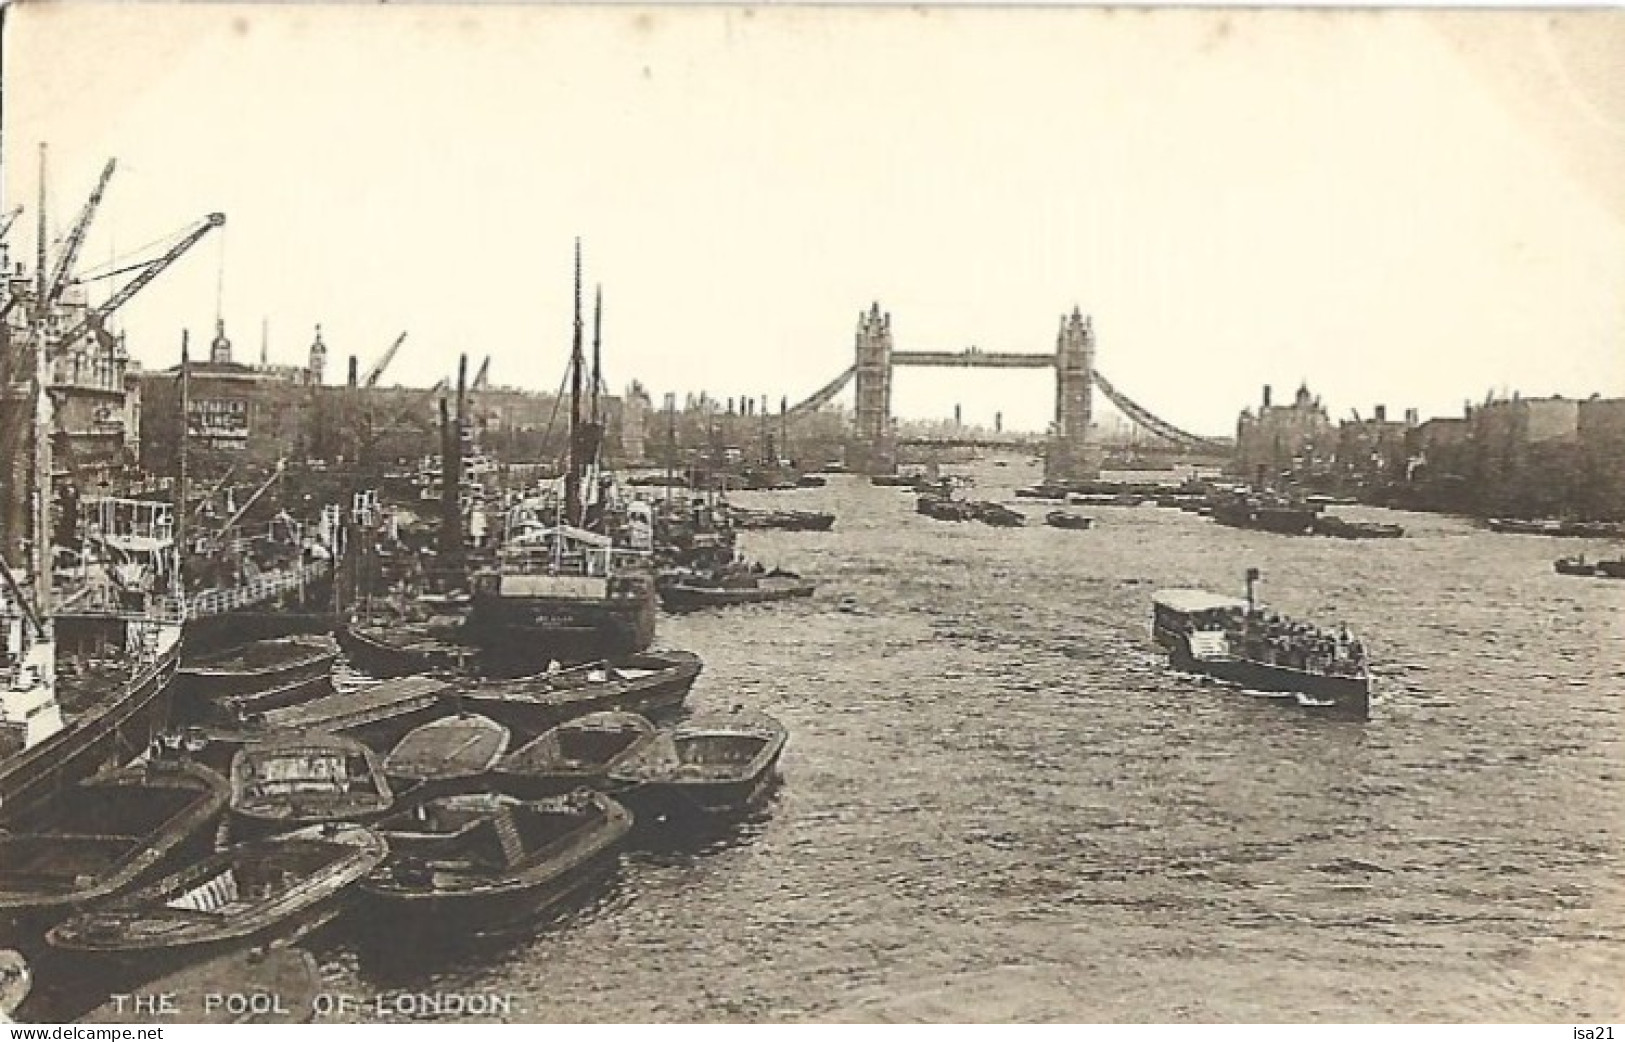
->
[1262, 385, 1272, 409]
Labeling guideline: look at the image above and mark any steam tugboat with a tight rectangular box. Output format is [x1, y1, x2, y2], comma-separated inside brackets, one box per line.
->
[1555, 555, 1600, 576]
[1151, 569, 1370, 720]
[463, 244, 657, 661]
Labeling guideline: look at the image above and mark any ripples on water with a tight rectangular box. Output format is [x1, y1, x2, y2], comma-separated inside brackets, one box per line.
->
[319, 460, 1625, 1022]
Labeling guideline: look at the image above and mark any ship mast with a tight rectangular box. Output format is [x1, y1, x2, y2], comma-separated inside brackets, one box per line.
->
[665, 393, 676, 512]
[30, 145, 52, 625]
[438, 354, 466, 583]
[565, 240, 585, 528]
[591, 285, 602, 430]
[33, 145, 47, 314]
[30, 318, 53, 630]
[780, 395, 789, 467]
[176, 330, 190, 565]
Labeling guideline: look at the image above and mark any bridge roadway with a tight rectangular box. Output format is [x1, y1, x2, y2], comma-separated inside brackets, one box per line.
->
[890, 350, 1053, 369]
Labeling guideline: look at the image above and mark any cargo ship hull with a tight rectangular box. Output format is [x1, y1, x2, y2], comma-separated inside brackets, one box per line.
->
[0, 620, 182, 825]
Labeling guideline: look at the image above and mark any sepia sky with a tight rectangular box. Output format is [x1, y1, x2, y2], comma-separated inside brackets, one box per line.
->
[4, 3, 1624, 435]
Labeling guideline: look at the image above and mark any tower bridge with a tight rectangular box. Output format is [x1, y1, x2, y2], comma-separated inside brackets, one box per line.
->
[783, 303, 1225, 480]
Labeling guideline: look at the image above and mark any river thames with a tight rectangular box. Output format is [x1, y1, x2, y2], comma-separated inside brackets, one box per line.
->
[321, 458, 1625, 1022]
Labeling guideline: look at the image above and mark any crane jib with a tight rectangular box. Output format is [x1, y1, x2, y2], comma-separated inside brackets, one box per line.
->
[54, 213, 225, 348]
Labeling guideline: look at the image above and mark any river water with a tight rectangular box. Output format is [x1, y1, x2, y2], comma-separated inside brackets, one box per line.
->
[321, 458, 1625, 1023]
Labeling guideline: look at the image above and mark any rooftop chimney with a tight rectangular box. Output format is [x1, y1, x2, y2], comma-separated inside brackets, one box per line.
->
[1263, 385, 1272, 408]
[1374, 405, 1387, 422]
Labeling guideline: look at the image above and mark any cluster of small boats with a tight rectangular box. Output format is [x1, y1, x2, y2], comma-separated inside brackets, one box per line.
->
[0, 620, 790, 1021]
[1018, 481, 1408, 539]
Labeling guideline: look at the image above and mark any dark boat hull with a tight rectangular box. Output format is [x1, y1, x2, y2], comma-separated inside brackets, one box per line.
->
[357, 836, 624, 938]
[1211, 504, 1319, 535]
[1555, 560, 1600, 576]
[178, 643, 337, 703]
[179, 611, 334, 660]
[46, 825, 386, 982]
[0, 627, 181, 826]
[48, 891, 350, 988]
[195, 676, 453, 767]
[336, 621, 473, 679]
[658, 581, 815, 611]
[611, 715, 787, 821]
[1159, 630, 1369, 720]
[216, 674, 335, 719]
[0, 762, 229, 942]
[617, 765, 781, 821]
[731, 512, 836, 532]
[1313, 518, 1405, 540]
[358, 793, 632, 939]
[457, 652, 702, 741]
[489, 768, 615, 800]
[465, 583, 659, 664]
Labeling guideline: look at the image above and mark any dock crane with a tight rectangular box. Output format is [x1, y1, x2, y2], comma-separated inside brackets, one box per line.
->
[42, 158, 117, 312]
[0, 159, 117, 323]
[362, 331, 408, 387]
[0, 205, 22, 242]
[470, 355, 490, 391]
[54, 212, 225, 349]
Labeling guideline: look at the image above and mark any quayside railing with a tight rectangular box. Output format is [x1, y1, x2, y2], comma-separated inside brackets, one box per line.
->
[55, 558, 332, 623]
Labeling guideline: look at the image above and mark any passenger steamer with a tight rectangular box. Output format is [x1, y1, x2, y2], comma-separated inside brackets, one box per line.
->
[1151, 570, 1370, 720]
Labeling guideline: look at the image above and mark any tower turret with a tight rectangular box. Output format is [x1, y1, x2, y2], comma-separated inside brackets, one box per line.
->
[209, 318, 232, 365]
[307, 324, 327, 385]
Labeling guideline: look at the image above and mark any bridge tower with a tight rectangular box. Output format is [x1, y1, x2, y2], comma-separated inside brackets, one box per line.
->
[1045, 307, 1098, 483]
[852, 302, 896, 474]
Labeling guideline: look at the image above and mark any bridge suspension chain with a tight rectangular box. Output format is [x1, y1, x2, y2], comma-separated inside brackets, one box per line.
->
[784, 365, 855, 419]
[1093, 372, 1226, 451]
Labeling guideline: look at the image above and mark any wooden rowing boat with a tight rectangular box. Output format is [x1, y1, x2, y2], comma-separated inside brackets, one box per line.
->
[0, 761, 229, 936]
[229, 732, 394, 835]
[384, 713, 510, 797]
[360, 790, 631, 938]
[492, 712, 655, 798]
[47, 823, 386, 977]
[609, 710, 787, 819]
[452, 650, 702, 742]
